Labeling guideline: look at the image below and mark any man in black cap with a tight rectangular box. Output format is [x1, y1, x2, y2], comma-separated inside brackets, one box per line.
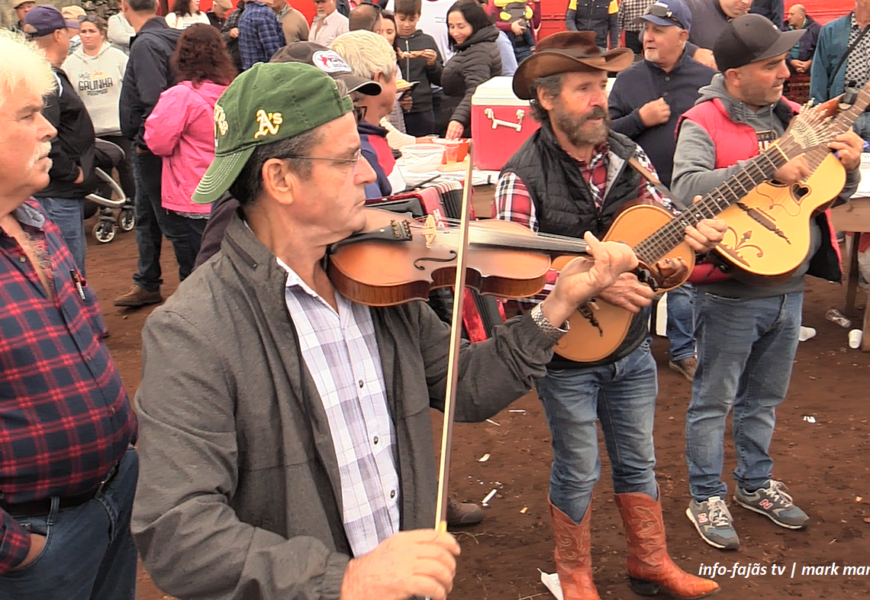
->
[673, 13, 863, 551]
[495, 30, 725, 600]
[25, 5, 95, 276]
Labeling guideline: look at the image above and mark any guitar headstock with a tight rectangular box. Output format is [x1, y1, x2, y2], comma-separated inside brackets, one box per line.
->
[784, 100, 836, 153]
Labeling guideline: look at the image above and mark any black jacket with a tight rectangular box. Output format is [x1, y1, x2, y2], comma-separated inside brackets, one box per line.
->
[36, 67, 96, 200]
[502, 124, 648, 368]
[441, 25, 501, 132]
[221, 3, 246, 73]
[565, 0, 617, 49]
[396, 30, 443, 114]
[609, 51, 716, 187]
[790, 16, 821, 61]
[120, 17, 182, 148]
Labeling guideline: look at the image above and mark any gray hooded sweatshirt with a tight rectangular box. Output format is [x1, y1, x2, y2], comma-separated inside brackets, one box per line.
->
[672, 73, 859, 299]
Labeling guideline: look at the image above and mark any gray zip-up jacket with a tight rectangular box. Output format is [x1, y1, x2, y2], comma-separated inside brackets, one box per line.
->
[132, 212, 557, 600]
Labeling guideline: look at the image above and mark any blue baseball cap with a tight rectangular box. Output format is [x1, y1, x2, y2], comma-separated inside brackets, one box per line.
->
[23, 5, 79, 38]
[634, 0, 692, 31]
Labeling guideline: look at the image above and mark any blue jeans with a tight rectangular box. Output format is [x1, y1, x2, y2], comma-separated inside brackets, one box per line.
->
[536, 342, 659, 523]
[0, 447, 138, 600]
[666, 284, 696, 362]
[132, 151, 199, 291]
[36, 197, 86, 277]
[854, 112, 870, 143]
[685, 292, 802, 501]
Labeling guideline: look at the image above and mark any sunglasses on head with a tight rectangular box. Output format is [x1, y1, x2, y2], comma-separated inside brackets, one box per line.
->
[359, 1, 382, 12]
[646, 4, 685, 29]
[77, 14, 99, 23]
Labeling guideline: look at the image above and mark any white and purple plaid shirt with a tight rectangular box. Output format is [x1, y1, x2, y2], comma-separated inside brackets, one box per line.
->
[277, 258, 400, 557]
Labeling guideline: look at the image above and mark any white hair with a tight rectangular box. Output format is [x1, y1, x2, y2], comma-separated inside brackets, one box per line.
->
[0, 31, 56, 110]
[329, 30, 398, 81]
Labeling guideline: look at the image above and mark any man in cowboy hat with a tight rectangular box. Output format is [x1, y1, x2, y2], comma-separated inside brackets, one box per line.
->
[495, 31, 726, 599]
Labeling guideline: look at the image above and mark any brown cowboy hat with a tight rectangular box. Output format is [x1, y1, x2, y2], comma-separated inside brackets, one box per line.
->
[512, 32, 634, 100]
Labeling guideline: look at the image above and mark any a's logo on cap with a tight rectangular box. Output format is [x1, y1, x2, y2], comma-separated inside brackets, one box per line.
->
[214, 104, 228, 147]
[312, 50, 352, 75]
[254, 109, 283, 139]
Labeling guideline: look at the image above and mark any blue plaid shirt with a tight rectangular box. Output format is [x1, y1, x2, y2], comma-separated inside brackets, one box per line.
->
[238, 0, 286, 70]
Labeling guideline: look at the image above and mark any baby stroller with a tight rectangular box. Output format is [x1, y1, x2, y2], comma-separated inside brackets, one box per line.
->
[84, 138, 135, 243]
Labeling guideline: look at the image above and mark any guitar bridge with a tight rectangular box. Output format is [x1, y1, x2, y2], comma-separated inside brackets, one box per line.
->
[578, 301, 603, 337]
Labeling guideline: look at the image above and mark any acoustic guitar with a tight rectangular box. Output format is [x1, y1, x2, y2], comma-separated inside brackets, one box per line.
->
[553, 101, 839, 363]
[713, 84, 870, 282]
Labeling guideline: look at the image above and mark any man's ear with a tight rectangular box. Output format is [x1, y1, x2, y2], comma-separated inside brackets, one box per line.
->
[260, 158, 299, 207]
[537, 86, 556, 112]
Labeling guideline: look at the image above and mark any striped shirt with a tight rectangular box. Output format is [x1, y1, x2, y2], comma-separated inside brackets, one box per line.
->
[277, 258, 399, 557]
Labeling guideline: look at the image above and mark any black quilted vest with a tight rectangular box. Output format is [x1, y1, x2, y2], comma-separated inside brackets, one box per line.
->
[502, 122, 649, 368]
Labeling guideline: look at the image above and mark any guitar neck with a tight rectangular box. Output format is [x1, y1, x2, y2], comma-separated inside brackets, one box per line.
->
[634, 142, 792, 265]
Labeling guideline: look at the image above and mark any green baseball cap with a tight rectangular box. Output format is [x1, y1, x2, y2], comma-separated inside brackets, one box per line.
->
[192, 62, 354, 204]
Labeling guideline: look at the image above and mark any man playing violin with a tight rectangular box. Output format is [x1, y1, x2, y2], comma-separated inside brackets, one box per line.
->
[496, 31, 727, 599]
[131, 61, 641, 600]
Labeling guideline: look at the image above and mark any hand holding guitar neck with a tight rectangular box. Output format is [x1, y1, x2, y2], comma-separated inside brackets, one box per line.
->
[542, 233, 639, 327]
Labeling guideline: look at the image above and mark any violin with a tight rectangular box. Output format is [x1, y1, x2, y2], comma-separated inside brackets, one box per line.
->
[327, 207, 590, 307]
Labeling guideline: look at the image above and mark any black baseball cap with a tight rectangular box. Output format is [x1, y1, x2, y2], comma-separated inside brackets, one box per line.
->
[270, 42, 382, 96]
[714, 14, 805, 72]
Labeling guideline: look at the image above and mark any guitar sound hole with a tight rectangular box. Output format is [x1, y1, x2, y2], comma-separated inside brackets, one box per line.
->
[792, 184, 809, 202]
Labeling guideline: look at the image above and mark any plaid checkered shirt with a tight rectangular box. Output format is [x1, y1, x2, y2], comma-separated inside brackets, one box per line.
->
[0, 201, 136, 573]
[277, 259, 400, 558]
[238, 0, 287, 70]
[619, 0, 655, 33]
[494, 142, 667, 304]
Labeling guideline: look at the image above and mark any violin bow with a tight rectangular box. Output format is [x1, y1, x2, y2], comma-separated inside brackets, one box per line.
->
[433, 142, 475, 534]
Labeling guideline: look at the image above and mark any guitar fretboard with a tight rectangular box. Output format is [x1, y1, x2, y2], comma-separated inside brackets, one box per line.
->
[633, 97, 841, 266]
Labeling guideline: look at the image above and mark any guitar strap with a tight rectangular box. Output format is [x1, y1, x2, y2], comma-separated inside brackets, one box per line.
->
[829, 14, 870, 96]
[626, 156, 691, 212]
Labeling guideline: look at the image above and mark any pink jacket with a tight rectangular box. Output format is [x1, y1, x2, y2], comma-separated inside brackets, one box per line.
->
[145, 80, 228, 215]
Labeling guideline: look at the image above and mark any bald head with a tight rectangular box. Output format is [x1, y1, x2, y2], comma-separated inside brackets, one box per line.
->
[787, 4, 806, 28]
[349, 4, 382, 33]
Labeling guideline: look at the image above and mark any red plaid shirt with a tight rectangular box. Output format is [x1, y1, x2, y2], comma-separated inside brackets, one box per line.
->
[494, 143, 667, 303]
[0, 201, 136, 573]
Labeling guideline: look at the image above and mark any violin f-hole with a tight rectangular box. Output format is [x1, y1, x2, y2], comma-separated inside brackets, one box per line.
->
[413, 251, 458, 270]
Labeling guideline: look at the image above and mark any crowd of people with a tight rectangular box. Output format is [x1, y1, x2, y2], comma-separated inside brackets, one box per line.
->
[0, 0, 867, 599]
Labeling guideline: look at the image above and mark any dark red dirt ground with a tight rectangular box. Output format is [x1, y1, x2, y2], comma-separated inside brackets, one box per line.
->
[82, 216, 870, 600]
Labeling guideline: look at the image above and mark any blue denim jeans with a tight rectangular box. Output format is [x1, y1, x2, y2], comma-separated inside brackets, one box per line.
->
[666, 284, 696, 362]
[35, 197, 86, 277]
[685, 292, 802, 501]
[536, 342, 659, 523]
[132, 151, 200, 291]
[0, 447, 138, 600]
[853, 112, 870, 143]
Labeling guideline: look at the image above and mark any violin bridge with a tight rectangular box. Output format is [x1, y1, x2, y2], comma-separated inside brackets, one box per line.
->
[421, 214, 437, 249]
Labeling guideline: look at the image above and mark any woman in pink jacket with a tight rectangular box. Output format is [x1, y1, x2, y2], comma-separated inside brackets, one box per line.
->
[145, 24, 236, 265]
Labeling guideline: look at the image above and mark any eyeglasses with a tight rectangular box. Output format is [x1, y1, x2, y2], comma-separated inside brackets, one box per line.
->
[286, 149, 363, 168]
[646, 4, 685, 29]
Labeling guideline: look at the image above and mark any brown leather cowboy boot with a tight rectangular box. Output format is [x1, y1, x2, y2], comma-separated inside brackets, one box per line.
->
[549, 499, 601, 600]
[614, 492, 720, 599]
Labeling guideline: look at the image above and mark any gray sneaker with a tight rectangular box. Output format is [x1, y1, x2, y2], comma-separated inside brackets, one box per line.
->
[734, 480, 809, 529]
[686, 496, 740, 549]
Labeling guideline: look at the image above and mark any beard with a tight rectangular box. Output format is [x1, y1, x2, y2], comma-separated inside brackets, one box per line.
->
[553, 104, 611, 148]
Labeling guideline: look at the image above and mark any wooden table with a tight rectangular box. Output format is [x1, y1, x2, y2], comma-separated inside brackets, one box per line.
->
[830, 198, 870, 351]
